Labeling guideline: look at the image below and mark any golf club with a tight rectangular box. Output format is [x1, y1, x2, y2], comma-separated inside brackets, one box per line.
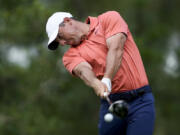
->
[104, 92, 129, 118]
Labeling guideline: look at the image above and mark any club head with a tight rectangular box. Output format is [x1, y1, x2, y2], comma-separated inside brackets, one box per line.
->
[108, 100, 129, 118]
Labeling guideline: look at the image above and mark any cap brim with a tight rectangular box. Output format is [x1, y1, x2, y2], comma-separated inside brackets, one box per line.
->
[48, 41, 59, 50]
[47, 29, 59, 50]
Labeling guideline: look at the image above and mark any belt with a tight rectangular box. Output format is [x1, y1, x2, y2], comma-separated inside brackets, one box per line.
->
[101, 85, 152, 103]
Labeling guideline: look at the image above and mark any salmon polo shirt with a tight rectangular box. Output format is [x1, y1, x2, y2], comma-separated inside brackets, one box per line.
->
[63, 11, 149, 93]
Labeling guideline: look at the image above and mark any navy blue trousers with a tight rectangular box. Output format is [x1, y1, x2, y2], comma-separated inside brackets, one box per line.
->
[98, 86, 155, 135]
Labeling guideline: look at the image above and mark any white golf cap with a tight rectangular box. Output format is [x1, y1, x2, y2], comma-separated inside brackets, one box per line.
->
[46, 12, 73, 50]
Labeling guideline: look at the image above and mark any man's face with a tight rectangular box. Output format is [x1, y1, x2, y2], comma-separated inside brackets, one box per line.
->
[55, 18, 82, 46]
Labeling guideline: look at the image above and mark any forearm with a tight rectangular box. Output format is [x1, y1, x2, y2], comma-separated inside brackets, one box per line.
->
[76, 66, 99, 88]
[73, 62, 109, 97]
[73, 62, 100, 89]
[104, 49, 123, 80]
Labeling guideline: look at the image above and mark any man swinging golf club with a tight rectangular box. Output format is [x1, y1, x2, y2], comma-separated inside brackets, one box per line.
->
[45, 11, 155, 135]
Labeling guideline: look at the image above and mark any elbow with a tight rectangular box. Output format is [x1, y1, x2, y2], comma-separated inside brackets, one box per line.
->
[73, 62, 93, 77]
[73, 66, 88, 78]
[110, 46, 124, 54]
[73, 68, 82, 77]
[111, 48, 124, 60]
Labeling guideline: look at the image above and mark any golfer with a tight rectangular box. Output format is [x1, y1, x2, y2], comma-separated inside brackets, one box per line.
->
[45, 11, 155, 135]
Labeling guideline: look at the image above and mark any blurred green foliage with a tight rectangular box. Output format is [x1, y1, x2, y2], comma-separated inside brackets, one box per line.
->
[0, 0, 180, 135]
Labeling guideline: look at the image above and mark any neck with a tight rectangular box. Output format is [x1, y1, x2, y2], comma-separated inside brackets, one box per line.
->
[74, 20, 90, 42]
[78, 22, 90, 41]
[82, 23, 90, 36]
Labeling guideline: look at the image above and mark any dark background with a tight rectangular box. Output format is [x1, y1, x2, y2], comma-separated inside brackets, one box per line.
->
[0, 0, 180, 134]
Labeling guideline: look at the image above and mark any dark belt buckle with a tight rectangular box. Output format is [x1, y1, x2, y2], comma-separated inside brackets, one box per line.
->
[137, 89, 145, 96]
[129, 91, 137, 100]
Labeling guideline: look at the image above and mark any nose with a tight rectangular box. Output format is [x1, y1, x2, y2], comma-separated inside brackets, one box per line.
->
[58, 39, 67, 46]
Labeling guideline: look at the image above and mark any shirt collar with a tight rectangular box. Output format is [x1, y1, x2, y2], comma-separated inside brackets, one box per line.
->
[86, 16, 98, 35]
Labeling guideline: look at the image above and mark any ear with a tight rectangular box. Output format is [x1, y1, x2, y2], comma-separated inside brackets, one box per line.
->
[63, 17, 72, 23]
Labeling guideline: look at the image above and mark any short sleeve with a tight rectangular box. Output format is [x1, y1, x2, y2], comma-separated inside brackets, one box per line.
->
[62, 48, 86, 74]
[100, 11, 128, 39]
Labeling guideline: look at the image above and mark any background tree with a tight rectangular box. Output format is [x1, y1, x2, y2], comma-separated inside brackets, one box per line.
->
[0, 0, 180, 134]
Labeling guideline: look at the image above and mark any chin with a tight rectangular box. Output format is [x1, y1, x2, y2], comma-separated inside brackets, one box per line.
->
[73, 40, 81, 46]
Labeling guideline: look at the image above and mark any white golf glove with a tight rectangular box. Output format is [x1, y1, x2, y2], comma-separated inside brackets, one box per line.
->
[101, 77, 112, 93]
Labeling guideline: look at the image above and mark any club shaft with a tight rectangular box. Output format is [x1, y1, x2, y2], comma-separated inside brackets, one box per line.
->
[106, 96, 112, 104]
